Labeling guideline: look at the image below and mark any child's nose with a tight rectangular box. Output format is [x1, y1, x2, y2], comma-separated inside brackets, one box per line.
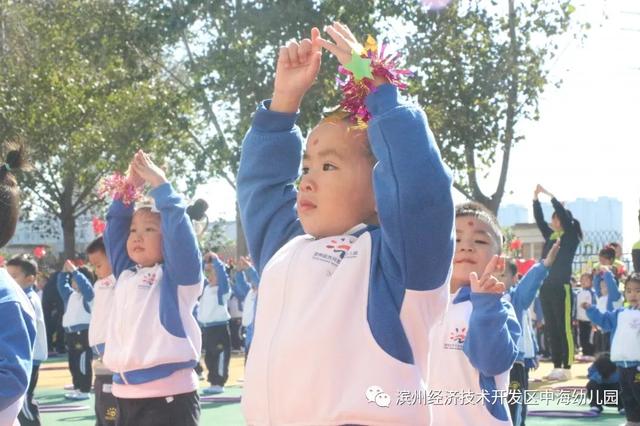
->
[299, 175, 315, 192]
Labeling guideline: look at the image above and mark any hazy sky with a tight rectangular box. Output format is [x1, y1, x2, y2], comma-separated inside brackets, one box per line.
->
[195, 0, 640, 251]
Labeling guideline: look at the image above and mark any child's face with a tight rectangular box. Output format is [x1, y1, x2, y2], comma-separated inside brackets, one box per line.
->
[599, 255, 612, 266]
[496, 267, 517, 291]
[127, 209, 163, 267]
[625, 281, 640, 307]
[451, 216, 500, 291]
[298, 120, 376, 238]
[7, 265, 35, 289]
[580, 275, 592, 289]
[88, 250, 112, 280]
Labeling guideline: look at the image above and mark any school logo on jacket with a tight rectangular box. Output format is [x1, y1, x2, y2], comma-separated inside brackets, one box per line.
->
[445, 327, 466, 350]
[313, 237, 359, 266]
[138, 272, 157, 289]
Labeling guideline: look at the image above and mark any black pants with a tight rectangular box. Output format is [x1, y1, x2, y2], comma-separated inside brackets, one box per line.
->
[619, 366, 640, 422]
[229, 318, 243, 351]
[578, 320, 595, 356]
[508, 362, 528, 426]
[586, 379, 622, 410]
[115, 391, 200, 426]
[18, 363, 40, 426]
[204, 324, 231, 386]
[45, 308, 66, 353]
[66, 330, 93, 392]
[95, 374, 117, 426]
[540, 284, 574, 368]
[594, 330, 611, 354]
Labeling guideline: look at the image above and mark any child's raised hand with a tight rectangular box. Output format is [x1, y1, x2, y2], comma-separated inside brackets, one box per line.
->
[131, 149, 168, 189]
[470, 255, 506, 294]
[63, 259, 77, 273]
[543, 239, 561, 268]
[271, 28, 322, 113]
[316, 22, 364, 67]
[126, 163, 145, 190]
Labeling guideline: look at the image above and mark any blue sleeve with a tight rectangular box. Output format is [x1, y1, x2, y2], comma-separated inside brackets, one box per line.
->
[56, 272, 73, 306]
[511, 263, 548, 314]
[212, 259, 230, 305]
[245, 266, 259, 287]
[366, 84, 454, 291]
[150, 183, 202, 286]
[233, 271, 251, 300]
[0, 301, 35, 411]
[586, 306, 620, 332]
[603, 271, 622, 303]
[533, 200, 552, 241]
[71, 270, 95, 303]
[534, 297, 544, 323]
[464, 294, 521, 377]
[237, 103, 305, 274]
[593, 273, 602, 297]
[104, 200, 135, 279]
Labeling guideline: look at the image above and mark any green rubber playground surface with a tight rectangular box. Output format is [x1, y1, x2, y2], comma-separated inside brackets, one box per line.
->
[36, 355, 627, 425]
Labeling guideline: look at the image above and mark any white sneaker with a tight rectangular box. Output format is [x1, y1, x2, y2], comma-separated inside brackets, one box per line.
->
[561, 368, 572, 380]
[202, 385, 224, 395]
[544, 368, 563, 380]
[65, 390, 90, 400]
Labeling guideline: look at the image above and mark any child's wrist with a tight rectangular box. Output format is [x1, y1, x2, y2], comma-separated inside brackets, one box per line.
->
[270, 92, 302, 113]
[149, 176, 168, 189]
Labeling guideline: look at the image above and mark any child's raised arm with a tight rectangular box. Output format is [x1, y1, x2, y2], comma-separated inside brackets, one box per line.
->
[317, 23, 454, 291]
[132, 151, 202, 286]
[585, 304, 620, 332]
[104, 164, 140, 278]
[511, 240, 559, 311]
[238, 31, 322, 274]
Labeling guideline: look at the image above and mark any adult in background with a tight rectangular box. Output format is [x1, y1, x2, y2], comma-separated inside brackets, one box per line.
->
[533, 184, 583, 381]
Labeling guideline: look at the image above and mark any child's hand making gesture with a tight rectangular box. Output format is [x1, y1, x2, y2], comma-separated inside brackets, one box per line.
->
[130, 149, 168, 189]
[470, 255, 506, 294]
[271, 28, 322, 113]
[317, 22, 389, 87]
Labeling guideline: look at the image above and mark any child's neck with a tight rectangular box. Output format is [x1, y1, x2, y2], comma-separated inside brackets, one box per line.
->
[450, 278, 468, 294]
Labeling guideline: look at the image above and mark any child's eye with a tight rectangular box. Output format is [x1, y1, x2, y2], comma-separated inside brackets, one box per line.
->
[455, 238, 461, 243]
[129, 229, 136, 234]
[322, 163, 337, 171]
[145, 227, 155, 232]
[301, 167, 309, 175]
[475, 240, 488, 245]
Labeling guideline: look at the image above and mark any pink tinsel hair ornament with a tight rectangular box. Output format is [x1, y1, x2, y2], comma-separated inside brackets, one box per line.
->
[98, 172, 143, 207]
[336, 35, 412, 128]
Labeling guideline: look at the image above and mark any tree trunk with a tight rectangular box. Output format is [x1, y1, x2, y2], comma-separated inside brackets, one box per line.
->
[61, 213, 76, 262]
[235, 203, 247, 258]
[60, 174, 76, 262]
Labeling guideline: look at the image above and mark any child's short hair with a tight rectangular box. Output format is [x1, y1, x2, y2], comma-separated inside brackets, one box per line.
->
[580, 272, 592, 282]
[592, 352, 617, 381]
[0, 142, 29, 248]
[6, 254, 38, 277]
[599, 245, 616, 262]
[76, 265, 96, 285]
[186, 199, 209, 222]
[504, 258, 517, 278]
[625, 272, 640, 288]
[455, 202, 503, 251]
[86, 236, 106, 255]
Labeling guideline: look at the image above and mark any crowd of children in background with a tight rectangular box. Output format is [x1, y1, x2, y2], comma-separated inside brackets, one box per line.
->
[2, 20, 640, 426]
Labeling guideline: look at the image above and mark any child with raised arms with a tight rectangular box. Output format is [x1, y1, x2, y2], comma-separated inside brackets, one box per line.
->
[237, 22, 454, 425]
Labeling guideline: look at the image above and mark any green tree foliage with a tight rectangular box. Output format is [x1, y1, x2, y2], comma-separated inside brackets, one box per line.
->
[0, 0, 196, 260]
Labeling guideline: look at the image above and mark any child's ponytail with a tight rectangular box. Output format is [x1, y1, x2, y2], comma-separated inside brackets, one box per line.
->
[0, 141, 30, 248]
